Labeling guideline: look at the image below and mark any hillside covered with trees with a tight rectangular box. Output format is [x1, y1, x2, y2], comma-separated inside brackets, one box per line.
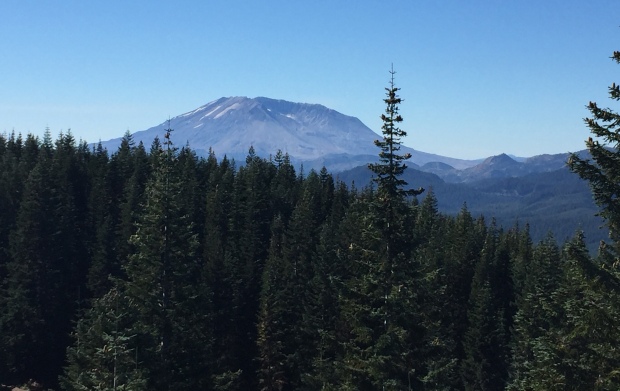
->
[2, 62, 620, 390]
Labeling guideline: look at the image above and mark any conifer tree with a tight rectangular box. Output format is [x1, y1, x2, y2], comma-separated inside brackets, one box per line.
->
[507, 235, 562, 390]
[270, 150, 298, 227]
[19, 133, 41, 175]
[445, 206, 486, 362]
[176, 145, 205, 235]
[0, 138, 87, 388]
[0, 133, 22, 286]
[116, 141, 150, 266]
[257, 171, 326, 390]
[65, 124, 213, 390]
[301, 179, 350, 390]
[368, 67, 424, 202]
[61, 288, 147, 391]
[414, 191, 461, 390]
[257, 215, 290, 391]
[223, 149, 276, 389]
[203, 157, 242, 389]
[460, 222, 512, 391]
[121, 124, 212, 389]
[0, 154, 56, 385]
[564, 233, 620, 389]
[511, 233, 620, 390]
[85, 142, 116, 298]
[340, 68, 423, 390]
[562, 47, 620, 389]
[568, 50, 620, 255]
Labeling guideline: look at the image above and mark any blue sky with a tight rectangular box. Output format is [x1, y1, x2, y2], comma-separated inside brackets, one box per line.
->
[1, 1, 619, 159]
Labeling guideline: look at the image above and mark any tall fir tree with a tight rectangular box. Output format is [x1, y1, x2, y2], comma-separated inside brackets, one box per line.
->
[340, 68, 424, 390]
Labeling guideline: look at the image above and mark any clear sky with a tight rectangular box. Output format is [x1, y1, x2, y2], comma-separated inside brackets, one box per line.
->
[1, 1, 619, 159]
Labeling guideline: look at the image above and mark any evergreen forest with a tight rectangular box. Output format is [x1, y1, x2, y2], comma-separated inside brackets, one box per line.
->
[2, 60, 620, 390]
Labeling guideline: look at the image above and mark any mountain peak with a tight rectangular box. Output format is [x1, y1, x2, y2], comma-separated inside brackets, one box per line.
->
[95, 96, 480, 172]
[483, 153, 517, 165]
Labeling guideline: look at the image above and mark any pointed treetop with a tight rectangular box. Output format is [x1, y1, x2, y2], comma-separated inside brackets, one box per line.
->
[368, 66, 424, 201]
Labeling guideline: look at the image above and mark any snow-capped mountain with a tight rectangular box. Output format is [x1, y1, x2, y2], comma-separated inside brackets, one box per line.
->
[97, 97, 478, 172]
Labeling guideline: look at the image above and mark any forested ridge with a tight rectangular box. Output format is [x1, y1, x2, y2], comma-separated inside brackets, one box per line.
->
[2, 64, 620, 390]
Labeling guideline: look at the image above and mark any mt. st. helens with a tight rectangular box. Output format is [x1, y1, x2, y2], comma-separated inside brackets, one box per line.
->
[97, 96, 476, 172]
